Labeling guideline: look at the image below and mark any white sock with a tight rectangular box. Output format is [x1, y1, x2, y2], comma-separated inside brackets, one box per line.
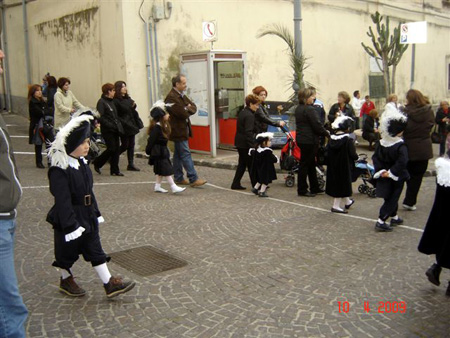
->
[260, 184, 267, 193]
[94, 263, 112, 284]
[61, 269, 72, 279]
[378, 218, 385, 224]
[254, 183, 261, 190]
[166, 176, 176, 188]
[333, 198, 343, 210]
[392, 215, 399, 220]
[343, 197, 351, 205]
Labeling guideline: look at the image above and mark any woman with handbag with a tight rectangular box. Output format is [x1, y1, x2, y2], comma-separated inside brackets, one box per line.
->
[92, 83, 124, 176]
[28, 84, 50, 168]
[435, 101, 449, 157]
[113, 81, 144, 171]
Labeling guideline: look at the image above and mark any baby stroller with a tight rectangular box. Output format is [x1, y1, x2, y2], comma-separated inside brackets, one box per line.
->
[280, 126, 325, 189]
[352, 154, 376, 198]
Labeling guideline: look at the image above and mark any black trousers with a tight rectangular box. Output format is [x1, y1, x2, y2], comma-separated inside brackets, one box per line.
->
[35, 144, 43, 165]
[297, 143, 319, 195]
[94, 132, 120, 174]
[231, 148, 256, 188]
[379, 180, 404, 221]
[119, 134, 136, 166]
[439, 137, 447, 156]
[403, 160, 428, 207]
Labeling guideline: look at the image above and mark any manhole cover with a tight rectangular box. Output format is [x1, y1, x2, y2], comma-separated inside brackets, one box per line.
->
[109, 246, 188, 277]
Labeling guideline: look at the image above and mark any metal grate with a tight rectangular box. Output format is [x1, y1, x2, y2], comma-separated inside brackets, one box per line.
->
[109, 246, 188, 277]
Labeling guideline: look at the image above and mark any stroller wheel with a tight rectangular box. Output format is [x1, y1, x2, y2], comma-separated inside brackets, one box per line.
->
[358, 184, 365, 194]
[368, 188, 377, 198]
[318, 178, 325, 191]
[285, 176, 295, 187]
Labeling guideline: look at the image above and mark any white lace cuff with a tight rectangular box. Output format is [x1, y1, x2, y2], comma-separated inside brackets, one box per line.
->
[387, 170, 399, 181]
[373, 170, 386, 179]
[275, 155, 280, 164]
[65, 226, 85, 242]
[97, 216, 105, 223]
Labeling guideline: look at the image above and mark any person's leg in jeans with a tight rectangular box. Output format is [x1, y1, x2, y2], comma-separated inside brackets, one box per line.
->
[403, 160, 428, 207]
[297, 144, 313, 195]
[439, 139, 446, 156]
[174, 140, 198, 183]
[231, 148, 248, 188]
[0, 218, 28, 338]
[172, 141, 184, 182]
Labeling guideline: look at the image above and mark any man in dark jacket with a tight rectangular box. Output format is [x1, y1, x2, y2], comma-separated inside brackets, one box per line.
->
[164, 74, 206, 187]
[0, 91, 29, 336]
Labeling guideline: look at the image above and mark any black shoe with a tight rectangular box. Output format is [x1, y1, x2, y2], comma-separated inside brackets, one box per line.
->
[231, 185, 246, 190]
[375, 221, 393, 232]
[425, 263, 441, 286]
[251, 188, 259, 195]
[36, 162, 45, 169]
[104, 276, 135, 298]
[311, 189, 325, 195]
[345, 199, 355, 210]
[298, 192, 316, 197]
[94, 164, 102, 175]
[111, 172, 124, 176]
[446, 282, 450, 297]
[259, 191, 269, 198]
[331, 208, 348, 214]
[390, 217, 404, 226]
[127, 165, 140, 171]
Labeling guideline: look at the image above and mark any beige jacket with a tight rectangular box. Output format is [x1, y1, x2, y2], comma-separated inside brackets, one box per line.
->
[53, 88, 84, 127]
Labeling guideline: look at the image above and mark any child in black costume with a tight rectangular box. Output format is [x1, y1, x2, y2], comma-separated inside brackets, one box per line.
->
[326, 116, 358, 213]
[146, 101, 185, 194]
[47, 115, 136, 298]
[250, 132, 278, 197]
[372, 109, 409, 232]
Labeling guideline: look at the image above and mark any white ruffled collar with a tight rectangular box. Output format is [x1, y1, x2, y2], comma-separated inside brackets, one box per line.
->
[380, 137, 403, 147]
[330, 133, 350, 140]
[435, 157, 450, 187]
[257, 147, 273, 153]
[68, 156, 87, 170]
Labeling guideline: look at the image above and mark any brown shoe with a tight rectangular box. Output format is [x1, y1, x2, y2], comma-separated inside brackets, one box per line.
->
[190, 179, 207, 187]
[175, 179, 190, 185]
[59, 276, 86, 297]
[104, 276, 136, 298]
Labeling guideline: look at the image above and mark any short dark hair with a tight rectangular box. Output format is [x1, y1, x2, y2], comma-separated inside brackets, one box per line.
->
[353, 90, 360, 97]
[245, 94, 260, 106]
[365, 95, 370, 100]
[47, 76, 57, 88]
[252, 86, 268, 97]
[172, 74, 185, 87]
[102, 83, 115, 95]
[57, 77, 71, 90]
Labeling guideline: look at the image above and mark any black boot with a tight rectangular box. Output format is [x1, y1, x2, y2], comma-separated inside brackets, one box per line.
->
[446, 282, 450, 297]
[425, 263, 441, 286]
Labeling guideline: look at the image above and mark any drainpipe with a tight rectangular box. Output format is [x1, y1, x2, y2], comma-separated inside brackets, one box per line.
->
[153, 22, 161, 100]
[293, 0, 302, 56]
[144, 20, 154, 108]
[0, 3, 12, 111]
[22, 0, 31, 84]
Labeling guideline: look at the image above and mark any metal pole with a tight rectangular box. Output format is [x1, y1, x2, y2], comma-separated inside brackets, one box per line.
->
[153, 22, 161, 100]
[1, 6, 12, 111]
[144, 21, 154, 108]
[410, 43, 415, 89]
[293, 0, 302, 56]
[22, 0, 31, 84]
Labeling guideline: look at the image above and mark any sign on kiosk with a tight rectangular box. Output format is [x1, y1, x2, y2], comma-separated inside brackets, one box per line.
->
[400, 21, 427, 44]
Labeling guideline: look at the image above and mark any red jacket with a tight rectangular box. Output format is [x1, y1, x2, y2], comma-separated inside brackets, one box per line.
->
[360, 101, 375, 117]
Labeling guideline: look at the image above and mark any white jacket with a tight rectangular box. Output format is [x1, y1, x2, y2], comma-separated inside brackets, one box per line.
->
[54, 88, 84, 128]
[351, 97, 364, 116]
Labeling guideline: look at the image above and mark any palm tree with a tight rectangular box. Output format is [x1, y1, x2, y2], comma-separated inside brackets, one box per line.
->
[257, 24, 313, 103]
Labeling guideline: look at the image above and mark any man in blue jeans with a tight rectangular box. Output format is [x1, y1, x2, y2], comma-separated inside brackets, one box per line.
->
[0, 49, 28, 337]
[165, 74, 206, 187]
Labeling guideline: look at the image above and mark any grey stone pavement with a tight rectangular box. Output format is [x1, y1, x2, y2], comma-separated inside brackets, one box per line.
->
[3, 112, 450, 338]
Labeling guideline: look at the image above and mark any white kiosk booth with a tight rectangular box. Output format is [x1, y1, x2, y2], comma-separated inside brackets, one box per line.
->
[180, 50, 247, 157]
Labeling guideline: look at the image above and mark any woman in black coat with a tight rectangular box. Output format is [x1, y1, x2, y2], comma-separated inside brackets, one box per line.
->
[114, 81, 143, 171]
[28, 84, 48, 168]
[435, 101, 449, 157]
[231, 94, 260, 190]
[362, 109, 380, 150]
[93, 83, 124, 176]
[296, 88, 329, 197]
[418, 157, 450, 296]
[46, 76, 58, 124]
[252, 86, 285, 134]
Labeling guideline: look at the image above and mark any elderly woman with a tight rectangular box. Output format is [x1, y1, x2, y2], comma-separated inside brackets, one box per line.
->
[231, 94, 261, 190]
[296, 87, 329, 197]
[328, 91, 356, 140]
[54, 77, 84, 128]
[435, 101, 449, 157]
[362, 109, 380, 150]
[402, 89, 435, 211]
[252, 86, 285, 135]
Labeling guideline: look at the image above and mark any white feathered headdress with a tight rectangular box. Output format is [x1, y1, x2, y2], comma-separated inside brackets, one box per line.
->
[71, 107, 100, 119]
[331, 115, 354, 131]
[149, 100, 174, 119]
[48, 114, 93, 169]
[255, 132, 274, 145]
[379, 108, 407, 143]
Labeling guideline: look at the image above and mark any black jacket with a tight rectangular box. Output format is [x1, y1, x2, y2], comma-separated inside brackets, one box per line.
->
[114, 96, 141, 136]
[97, 96, 123, 135]
[373, 141, 410, 182]
[362, 116, 379, 136]
[235, 107, 255, 149]
[435, 107, 449, 135]
[295, 104, 329, 145]
[403, 104, 434, 161]
[28, 97, 47, 144]
[328, 103, 356, 130]
[47, 159, 101, 234]
[47, 87, 57, 118]
[145, 124, 170, 164]
[254, 104, 280, 134]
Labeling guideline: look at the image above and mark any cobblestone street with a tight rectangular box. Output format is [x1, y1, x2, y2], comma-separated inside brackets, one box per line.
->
[4, 112, 450, 337]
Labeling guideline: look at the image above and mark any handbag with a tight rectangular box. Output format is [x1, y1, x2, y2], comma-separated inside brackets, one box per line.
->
[431, 125, 442, 144]
[134, 110, 144, 129]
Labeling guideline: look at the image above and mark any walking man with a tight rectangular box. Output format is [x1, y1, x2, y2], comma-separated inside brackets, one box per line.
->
[0, 49, 29, 338]
[164, 74, 206, 187]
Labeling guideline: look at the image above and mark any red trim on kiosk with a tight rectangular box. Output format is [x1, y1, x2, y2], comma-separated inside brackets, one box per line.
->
[189, 126, 211, 152]
[218, 118, 237, 146]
